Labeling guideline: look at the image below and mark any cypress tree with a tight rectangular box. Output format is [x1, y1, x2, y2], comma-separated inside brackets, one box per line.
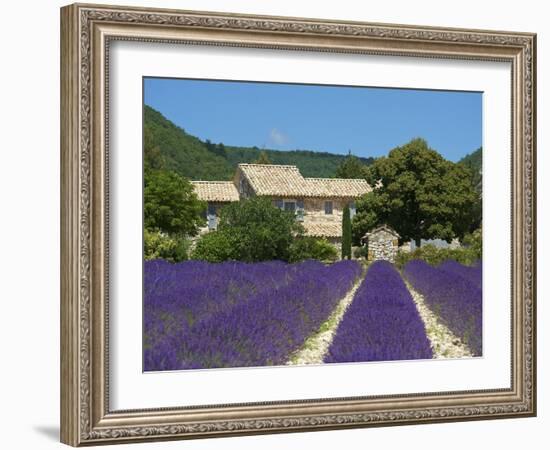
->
[342, 204, 352, 259]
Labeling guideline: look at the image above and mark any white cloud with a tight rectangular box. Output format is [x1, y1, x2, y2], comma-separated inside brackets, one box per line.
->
[268, 128, 288, 146]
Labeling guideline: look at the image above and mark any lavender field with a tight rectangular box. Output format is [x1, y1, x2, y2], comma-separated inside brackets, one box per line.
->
[325, 261, 433, 364]
[144, 258, 482, 371]
[144, 259, 362, 370]
[403, 260, 482, 356]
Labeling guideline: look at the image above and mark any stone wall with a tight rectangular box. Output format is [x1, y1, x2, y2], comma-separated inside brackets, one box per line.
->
[366, 229, 399, 263]
[303, 198, 347, 225]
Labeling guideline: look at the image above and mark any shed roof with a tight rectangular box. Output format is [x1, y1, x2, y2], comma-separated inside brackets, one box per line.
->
[362, 224, 400, 240]
[191, 181, 240, 202]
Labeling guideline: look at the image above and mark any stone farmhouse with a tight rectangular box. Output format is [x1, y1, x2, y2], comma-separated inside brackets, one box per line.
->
[191, 163, 372, 247]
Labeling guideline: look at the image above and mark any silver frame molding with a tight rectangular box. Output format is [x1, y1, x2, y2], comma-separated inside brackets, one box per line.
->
[60, 3, 536, 446]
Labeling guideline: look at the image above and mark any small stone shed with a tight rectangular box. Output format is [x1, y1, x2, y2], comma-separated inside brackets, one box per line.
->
[362, 225, 400, 263]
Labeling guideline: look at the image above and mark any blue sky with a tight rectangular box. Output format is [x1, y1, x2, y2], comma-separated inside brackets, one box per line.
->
[144, 77, 482, 162]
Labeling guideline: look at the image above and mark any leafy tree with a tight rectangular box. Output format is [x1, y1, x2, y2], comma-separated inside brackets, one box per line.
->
[254, 151, 272, 164]
[335, 151, 367, 179]
[289, 237, 338, 263]
[144, 170, 205, 235]
[192, 197, 303, 262]
[218, 197, 303, 262]
[353, 138, 478, 247]
[341, 204, 352, 259]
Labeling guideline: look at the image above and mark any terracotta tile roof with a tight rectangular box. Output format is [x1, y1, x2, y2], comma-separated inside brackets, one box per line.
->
[237, 164, 308, 197]
[303, 222, 342, 238]
[303, 177, 372, 197]
[238, 164, 371, 198]
[191, 181, 240, 202]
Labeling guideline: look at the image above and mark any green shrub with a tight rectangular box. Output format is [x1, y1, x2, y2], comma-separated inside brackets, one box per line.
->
[190, 230, 241, 263]
[144, 229, 189, 262]
[394, 244, 479, 269]
[353, 245, 369, 259]
[462, 227, 482, 259]
[289, 237, 338, 263]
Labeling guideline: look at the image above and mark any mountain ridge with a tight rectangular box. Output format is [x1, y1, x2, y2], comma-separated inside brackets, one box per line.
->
[144, 105, 375, 180]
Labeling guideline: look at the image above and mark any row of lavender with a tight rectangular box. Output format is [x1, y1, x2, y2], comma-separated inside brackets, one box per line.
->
[144, 259, 362, 371]
[438, 260, 482, 290]
[325, 261, 433, 363]
[403, 260, 482, 356]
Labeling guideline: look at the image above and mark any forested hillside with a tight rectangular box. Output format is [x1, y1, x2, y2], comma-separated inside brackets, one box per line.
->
[144, 105, 231, 180]
[144, 105, 374, 180]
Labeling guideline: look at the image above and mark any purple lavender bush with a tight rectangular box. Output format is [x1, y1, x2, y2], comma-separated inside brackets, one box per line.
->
[403, 259, 482, 356]
[325, 260, 433, 364]
[437, 259, 482, 290]
[144, 259, 362, 371]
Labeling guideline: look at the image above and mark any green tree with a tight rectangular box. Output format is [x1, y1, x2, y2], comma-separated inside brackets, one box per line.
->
[218, 197, 303, 262]
[192, 197, 303, 262]
[335, 151, 366, 179]
[341, 204, 352, 259]
[144, 170, 205, 236]
[254, 151, 272, 164]
[353, 138, 478, 247]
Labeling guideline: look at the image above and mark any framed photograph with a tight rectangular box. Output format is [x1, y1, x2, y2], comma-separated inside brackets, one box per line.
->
[60, 3, 536, 446]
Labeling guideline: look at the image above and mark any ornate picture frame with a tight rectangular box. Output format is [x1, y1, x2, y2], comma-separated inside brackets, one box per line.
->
[60, 2, 536, 446]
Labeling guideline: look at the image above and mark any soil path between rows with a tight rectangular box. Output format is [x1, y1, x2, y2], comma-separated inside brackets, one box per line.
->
[404, 280, 473, 358]
[286, 275, 364, 366]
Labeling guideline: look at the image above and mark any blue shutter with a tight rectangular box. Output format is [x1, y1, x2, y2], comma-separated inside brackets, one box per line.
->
[349, 201, 356, 219]
[275, 199, 284, 209]
[207, 204, 217, 230]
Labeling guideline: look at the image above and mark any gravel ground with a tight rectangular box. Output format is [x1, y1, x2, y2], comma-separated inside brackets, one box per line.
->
[286, 277, 363, 366]
[405, 280, 473, 359]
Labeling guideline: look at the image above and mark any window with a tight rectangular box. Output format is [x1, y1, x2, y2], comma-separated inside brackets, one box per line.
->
[276, 199, 300, 219]
[324, 201, 333, 215]
[207, 204, 217, 230]
[284, 201, 296, 213]
[349, 201, 356, 218]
